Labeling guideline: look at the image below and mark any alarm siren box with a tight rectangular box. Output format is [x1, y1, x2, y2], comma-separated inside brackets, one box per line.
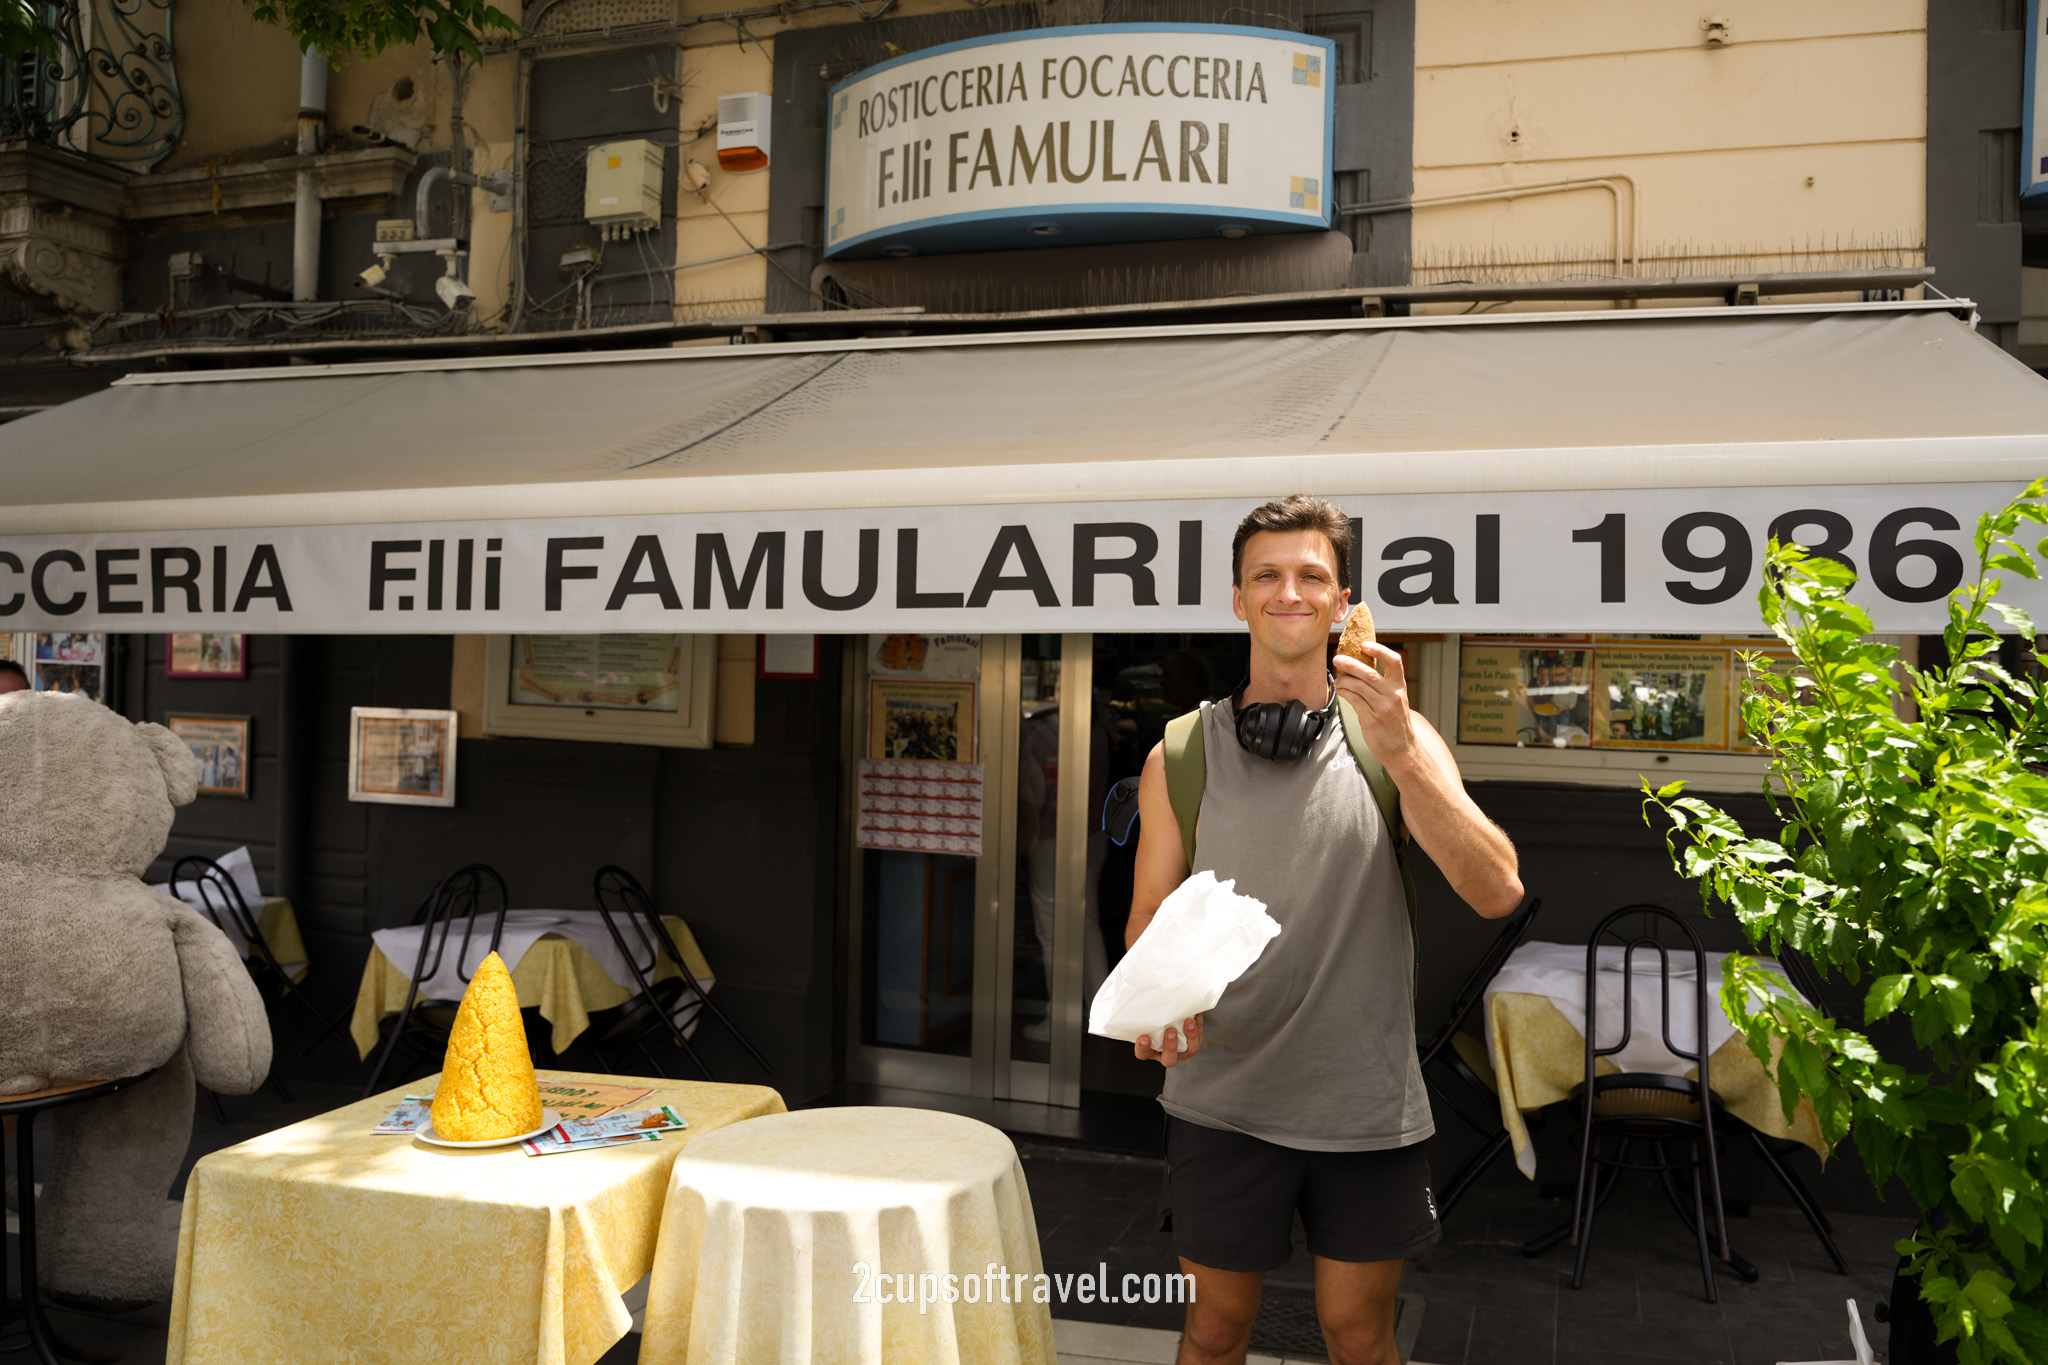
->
[583, 139, 663, 239]
[716, 92, 770, 172]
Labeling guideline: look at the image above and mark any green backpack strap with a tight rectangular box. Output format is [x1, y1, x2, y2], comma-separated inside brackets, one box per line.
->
[1162, 707, 1206, 866]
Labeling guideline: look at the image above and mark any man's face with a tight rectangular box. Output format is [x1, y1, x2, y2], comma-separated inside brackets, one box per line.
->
[1232, 529, 1350, 664]
[0, 671, 26, 695]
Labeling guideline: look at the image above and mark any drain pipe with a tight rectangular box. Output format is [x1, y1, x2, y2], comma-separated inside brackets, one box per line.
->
[292, 49, 328, 301]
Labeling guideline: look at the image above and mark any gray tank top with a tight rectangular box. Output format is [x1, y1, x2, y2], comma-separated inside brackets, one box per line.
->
[1157, 696, 1433, 1151]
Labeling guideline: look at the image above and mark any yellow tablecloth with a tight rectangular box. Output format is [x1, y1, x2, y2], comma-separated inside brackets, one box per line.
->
[254, 897, 308, 983]
[1482, 991, 1828, 1177]
[642, 1107, 1057, 1365]
[351, 916, 712, 1059]
[166, 1069, 785, 1365]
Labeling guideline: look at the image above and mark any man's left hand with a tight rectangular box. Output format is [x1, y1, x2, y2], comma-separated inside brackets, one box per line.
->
[1333, 642, 1417, 767]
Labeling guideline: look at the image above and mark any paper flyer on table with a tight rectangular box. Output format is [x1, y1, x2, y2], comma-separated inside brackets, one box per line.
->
[521, 1131, 665, 1157]
[551, 1104, 688, 1143]
[370, 1097, 436, 1134]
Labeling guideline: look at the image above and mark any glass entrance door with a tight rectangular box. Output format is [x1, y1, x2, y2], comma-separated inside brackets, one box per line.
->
[846, 633, 1104, 1104]
[845, 631, 1258, 1107]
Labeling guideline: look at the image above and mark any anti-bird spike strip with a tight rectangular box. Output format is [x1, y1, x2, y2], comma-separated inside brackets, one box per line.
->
[1336, 603, 1377, 666]
[430, 950, 543, 1141]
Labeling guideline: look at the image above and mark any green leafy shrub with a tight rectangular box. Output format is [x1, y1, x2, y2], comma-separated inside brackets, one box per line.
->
[1646, 481, 2048, 1364]
[0, 0, 518, 62]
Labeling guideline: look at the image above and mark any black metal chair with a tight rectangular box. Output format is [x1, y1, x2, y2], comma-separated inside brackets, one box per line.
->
[1542, 904, 1755, 1302]
[1417, 895, 1544, 1218]
[360, 864, 510, 1098]
[171, 855, 327, 1113]
[1, 1071, 156, 1365]
[589, 866, 774, 1082]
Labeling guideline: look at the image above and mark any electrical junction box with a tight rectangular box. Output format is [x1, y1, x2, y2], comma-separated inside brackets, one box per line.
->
[584, 139, 664, 240]
[716, 92, 770, 172]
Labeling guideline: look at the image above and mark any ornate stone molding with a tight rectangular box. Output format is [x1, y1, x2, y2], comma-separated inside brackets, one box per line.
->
[0, 143, 127, 314]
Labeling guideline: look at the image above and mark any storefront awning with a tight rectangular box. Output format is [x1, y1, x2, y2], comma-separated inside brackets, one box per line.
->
[4, 300, 2047, 634]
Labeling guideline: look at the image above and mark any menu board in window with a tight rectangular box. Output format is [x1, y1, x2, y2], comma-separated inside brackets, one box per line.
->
[510, 635, 684, 712]
[1458, 635, 1776, 755]
[1456, 640, 1593, 748]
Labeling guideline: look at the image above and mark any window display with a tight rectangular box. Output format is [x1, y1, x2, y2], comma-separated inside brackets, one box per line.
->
[1458, 635, 1778, 755]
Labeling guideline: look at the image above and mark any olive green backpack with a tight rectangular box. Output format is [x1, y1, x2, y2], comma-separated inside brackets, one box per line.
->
[1160, 699, 1420, 961]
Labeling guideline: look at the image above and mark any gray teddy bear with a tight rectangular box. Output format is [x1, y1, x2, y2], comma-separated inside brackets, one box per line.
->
[0, 688, 272, 1308]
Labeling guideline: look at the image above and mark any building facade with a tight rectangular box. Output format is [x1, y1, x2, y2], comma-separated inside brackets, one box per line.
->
[1, 1, 2033, 1213]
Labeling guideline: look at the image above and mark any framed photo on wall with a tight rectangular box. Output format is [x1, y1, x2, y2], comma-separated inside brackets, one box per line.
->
[347, 707, 458, 807]
[480, 634, 716, 748]
[166, 633, 248, 679]
[868, 679, 977, 763]
[31, 632, 106, 702]
[166, 714, 251, 798]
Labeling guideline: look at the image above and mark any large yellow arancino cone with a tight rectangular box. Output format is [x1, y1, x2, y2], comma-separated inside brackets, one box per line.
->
[430, 951, 544, 1141]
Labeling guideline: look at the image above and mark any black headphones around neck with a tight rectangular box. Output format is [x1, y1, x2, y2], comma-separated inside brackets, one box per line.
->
[1232, 675, 1340, 763]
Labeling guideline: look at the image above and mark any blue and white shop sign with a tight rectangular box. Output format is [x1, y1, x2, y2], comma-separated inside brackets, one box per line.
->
[822, 24, 1337, 259]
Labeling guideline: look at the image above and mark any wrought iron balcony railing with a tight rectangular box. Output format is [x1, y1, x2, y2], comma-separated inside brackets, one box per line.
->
[4, 0, 181, 170]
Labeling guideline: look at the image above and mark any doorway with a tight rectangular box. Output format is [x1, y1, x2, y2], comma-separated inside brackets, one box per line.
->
[844, 631, 1249, 1111]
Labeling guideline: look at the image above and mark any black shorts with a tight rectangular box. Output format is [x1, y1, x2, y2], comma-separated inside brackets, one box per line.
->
[1163, 1117, 1441, 1273]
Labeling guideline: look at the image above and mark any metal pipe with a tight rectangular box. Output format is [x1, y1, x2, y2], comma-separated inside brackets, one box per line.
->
[507, 48, 533, 331]
[292, 49, 328, 302]
[416, 165, 451, 240]
[1343, 174, 1643, 276]
[448, 56, 468, 243]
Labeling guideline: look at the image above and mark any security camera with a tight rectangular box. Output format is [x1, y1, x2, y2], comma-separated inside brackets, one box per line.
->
[358, 256, 392, 289]
[435, 273, 477, 310]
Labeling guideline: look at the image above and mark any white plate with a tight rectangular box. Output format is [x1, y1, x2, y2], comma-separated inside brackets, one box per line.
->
[502, 913, 567, 928]
[416, 1109, 561, 1149]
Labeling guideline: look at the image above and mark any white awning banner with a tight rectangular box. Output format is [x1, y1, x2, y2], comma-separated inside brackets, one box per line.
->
[2, 483, 2035, 634]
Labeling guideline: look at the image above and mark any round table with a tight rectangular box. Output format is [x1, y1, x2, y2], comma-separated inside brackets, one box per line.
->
[639, 1107, 1056, 1365]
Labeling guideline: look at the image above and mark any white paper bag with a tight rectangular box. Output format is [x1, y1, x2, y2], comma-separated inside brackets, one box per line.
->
[1087, 870, 1280, 1049]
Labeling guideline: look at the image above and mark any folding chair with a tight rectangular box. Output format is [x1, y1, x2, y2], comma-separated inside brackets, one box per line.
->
[360, 864, 510, 1097]
[1416, 895, 1543, 1218]
[589, 866, 774, 1081]
[1539, 904, 1756, 1302]
[171, 854, 328, 1110]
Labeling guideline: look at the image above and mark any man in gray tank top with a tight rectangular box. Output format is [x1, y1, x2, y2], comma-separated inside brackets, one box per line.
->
[1126, 496, 1525, 1365]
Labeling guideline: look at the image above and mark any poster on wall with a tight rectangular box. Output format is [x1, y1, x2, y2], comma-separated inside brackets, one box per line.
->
[32, 632, 105, 701]
[347, 707, 458, 807]
[1590, 646, 1730, 750]
[869, 680, 977, 762]
[167, 714, 251, 798]
[1459, 636, 1764, 754]
[1455, 639, 1593, 748]
[166, 633, 247, 679]
[867, 634, 981, 681]
[856, 758, 985, 856]
[510, 634, 684, 711]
